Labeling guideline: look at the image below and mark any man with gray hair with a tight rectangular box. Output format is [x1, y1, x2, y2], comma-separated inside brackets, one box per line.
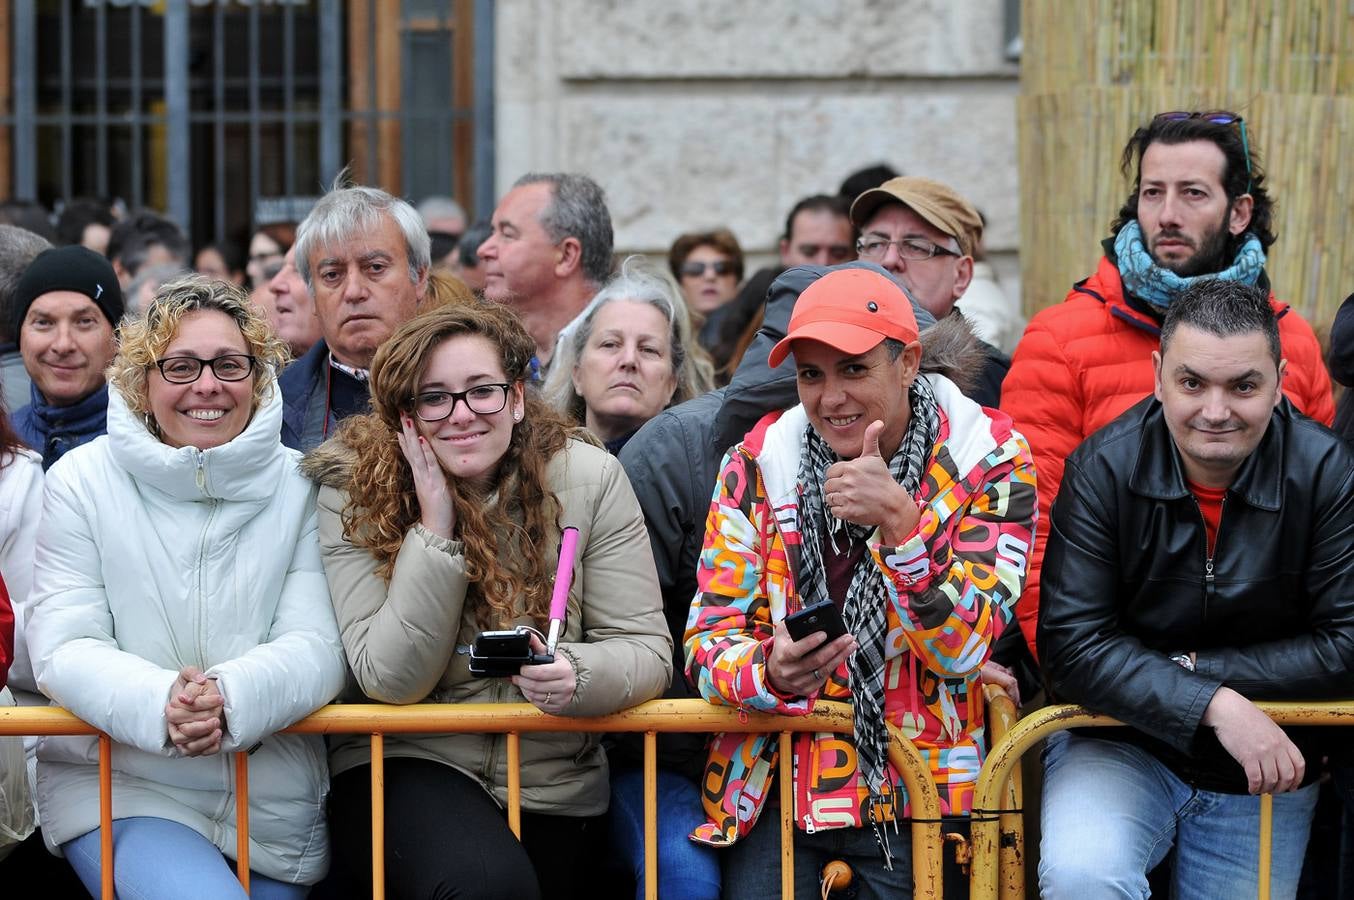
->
[279, 180, 430, 450]
[0, 225, 52, 411]
[477, 172, 614, 365]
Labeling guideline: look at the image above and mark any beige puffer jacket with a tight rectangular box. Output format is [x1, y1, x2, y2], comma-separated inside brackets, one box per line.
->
[303, 436, 671, 816]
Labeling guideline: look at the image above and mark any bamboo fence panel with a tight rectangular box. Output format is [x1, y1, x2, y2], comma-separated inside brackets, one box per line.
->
[1020, 1, 1354, 329]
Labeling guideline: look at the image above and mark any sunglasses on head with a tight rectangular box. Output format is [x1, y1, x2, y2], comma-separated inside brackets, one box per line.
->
[1153, 110, 1252, 194]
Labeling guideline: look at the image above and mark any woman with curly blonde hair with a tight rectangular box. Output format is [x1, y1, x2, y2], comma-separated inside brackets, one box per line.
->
[303, 299, 670, 899]
[26, 275, 346, 899]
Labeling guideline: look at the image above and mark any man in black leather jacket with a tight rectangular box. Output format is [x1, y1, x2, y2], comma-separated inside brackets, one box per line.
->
[1037, 279, 1354, 899]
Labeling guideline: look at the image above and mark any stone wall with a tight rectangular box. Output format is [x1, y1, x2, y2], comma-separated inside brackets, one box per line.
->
[494, 0, 1022, 299]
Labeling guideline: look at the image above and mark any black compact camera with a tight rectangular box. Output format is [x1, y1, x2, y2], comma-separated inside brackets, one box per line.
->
[784, 601, 850, 643]
[468, 627, 553, 678]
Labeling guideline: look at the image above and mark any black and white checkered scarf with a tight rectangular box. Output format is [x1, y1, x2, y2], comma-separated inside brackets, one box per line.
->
[794, 374, 940, 798]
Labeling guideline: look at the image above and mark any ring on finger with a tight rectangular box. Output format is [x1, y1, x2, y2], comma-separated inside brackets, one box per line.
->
[813, 668, 821, 680]
[545, 691, 553, 705]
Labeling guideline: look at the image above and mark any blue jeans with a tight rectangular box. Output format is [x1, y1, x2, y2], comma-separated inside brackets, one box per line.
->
[721, 806, 913, 900]
[1331, 763, 1354, 897]
[64, 816, 307, 900]
[1039, 731, 1319, 900]
[610, 768, 721, 900]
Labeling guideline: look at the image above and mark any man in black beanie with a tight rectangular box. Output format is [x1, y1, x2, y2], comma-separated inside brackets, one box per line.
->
[11, 245, 124, 468]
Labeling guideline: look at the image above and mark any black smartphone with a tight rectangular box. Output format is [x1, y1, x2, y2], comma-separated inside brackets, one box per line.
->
[783, 601, 849, 643]
[469, 630, 534, 678]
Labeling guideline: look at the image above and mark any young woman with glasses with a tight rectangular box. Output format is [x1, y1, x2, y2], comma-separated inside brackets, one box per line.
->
[302, 299, 670, 899]
[25, 275, 346, 899]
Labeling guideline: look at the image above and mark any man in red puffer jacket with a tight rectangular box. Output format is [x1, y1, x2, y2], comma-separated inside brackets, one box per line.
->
[1002, 110, 1334, 657]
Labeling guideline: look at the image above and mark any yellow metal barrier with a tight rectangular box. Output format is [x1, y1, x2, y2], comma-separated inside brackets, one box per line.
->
[0, 698, 949, 899]
[981, 685, 1024, 900]
[969, 700, 1354, 900]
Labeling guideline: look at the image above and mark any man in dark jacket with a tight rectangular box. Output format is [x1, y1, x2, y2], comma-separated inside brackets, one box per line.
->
[281, 181, 430, 451]
[11, 245, 124, 468]
[1037, 279, 1354, 899]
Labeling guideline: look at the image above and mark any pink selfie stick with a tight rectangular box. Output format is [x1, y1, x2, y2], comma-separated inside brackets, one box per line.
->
[545, 526, 580, 657]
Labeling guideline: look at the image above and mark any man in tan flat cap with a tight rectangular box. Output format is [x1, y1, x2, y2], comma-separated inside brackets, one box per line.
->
[849, 176, 1008, 407]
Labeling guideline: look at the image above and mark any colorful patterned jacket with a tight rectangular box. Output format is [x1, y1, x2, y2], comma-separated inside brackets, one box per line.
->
[684, 374, 1038, 846]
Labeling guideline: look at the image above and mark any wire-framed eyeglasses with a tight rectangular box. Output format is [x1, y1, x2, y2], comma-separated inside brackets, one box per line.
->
[855, 236, 959, 262]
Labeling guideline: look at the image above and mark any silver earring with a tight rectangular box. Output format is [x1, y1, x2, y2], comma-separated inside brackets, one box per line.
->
[513, 410, 522, 422]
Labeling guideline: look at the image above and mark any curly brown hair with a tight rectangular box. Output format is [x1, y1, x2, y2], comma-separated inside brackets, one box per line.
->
[335, 300, 573, 629]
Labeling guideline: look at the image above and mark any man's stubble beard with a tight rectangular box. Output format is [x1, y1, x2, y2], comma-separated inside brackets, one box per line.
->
[1150, 204, 1236, 278]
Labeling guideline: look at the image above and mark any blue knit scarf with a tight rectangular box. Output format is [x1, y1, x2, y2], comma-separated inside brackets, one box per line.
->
[1113, 220, 1266, 312]
[13, 382, 109, 470]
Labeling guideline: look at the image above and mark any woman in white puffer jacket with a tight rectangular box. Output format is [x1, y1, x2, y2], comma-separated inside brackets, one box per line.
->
[25, 276, 345, 900]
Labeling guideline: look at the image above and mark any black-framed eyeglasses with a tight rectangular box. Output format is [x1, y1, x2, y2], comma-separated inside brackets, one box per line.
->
[411, 383, 512, 422]
[155, 354, 257, 384]
[856, 236, 960, 261]
[1153, 110, 1253, 193]
[679, 260, 735, 278]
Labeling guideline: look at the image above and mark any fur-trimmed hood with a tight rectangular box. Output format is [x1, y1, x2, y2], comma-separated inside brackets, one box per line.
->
[916, 311, 986, 394]
[299, 433, 358, 490]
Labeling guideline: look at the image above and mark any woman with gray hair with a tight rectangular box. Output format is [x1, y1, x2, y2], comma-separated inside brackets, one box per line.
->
[542, 257, 714, 454]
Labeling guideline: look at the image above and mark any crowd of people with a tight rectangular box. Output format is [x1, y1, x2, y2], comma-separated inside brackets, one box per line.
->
[0, 107, 1348, 900]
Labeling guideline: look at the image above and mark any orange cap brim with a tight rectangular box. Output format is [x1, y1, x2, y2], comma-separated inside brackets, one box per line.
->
[767, 322, 891, 368]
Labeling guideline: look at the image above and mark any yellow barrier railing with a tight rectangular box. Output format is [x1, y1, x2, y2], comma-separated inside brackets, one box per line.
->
[969, 700, 1354, 900]
[0, 698, 953, 900]
[980, 685, 1024, 900]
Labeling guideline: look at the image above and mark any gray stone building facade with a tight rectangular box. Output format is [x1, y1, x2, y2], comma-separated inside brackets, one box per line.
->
[494, 0, 1021, 301]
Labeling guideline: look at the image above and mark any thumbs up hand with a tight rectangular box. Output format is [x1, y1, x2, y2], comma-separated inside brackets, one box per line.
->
[823, 420, 922, 544]
[859, 418, 885, 460]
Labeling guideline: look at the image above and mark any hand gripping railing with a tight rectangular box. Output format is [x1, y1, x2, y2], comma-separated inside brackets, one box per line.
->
[0, 698, 952, 900]
[968, 700, 1354, 900]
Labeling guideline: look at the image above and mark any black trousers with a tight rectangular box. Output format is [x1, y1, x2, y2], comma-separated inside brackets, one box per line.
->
[321, 757, 602, 900]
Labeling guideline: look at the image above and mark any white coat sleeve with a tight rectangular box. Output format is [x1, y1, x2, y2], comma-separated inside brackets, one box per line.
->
[27, 466, 180, 755]
[206, 501, 346, 752]
[1, 452, 42, 694]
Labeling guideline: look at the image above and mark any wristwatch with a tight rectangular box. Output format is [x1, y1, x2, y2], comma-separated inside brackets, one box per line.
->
[1170, 653, 1195, 672]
